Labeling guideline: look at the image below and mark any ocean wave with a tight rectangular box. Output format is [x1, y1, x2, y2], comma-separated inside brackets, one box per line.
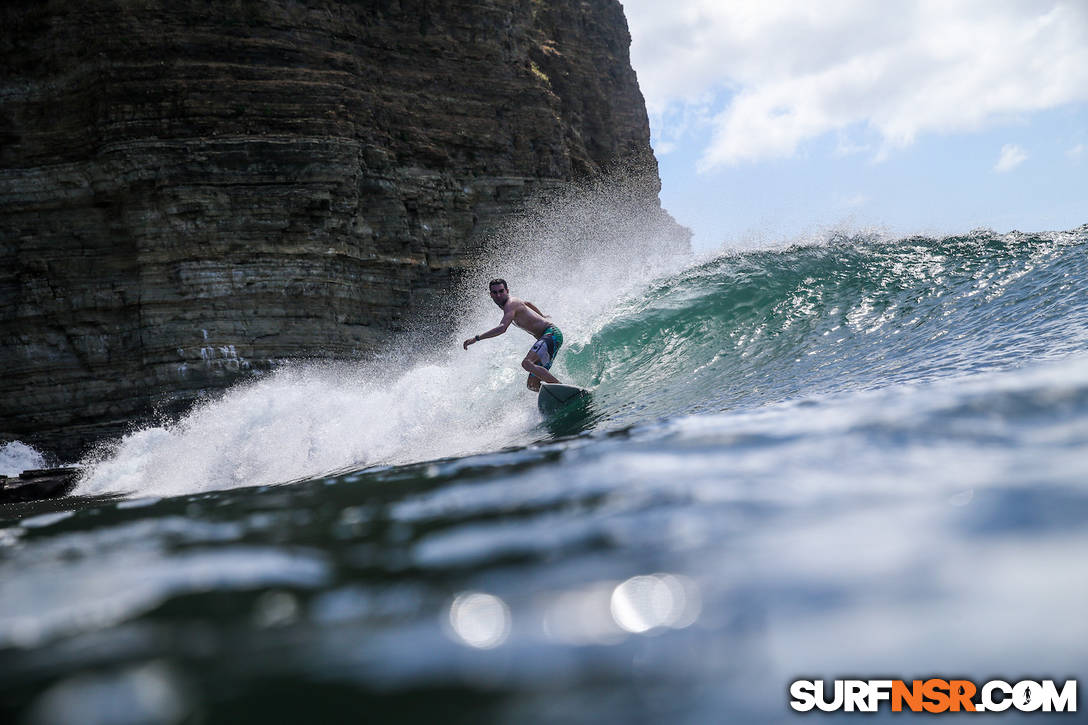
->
[73, 226, 1088, 497]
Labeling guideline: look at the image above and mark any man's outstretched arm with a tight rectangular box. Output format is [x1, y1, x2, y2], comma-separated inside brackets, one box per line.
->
[463, 307, 515, 349]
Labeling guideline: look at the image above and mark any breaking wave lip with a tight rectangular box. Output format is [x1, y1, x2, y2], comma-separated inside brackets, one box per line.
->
[73, 224, 1088, 499]
[564, 226, 1088, 421]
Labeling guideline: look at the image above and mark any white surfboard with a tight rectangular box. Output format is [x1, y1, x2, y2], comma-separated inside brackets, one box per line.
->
[537, 382, 591, 414]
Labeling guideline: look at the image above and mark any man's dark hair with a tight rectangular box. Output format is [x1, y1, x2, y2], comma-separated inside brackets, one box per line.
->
[488, 278, 508, 291]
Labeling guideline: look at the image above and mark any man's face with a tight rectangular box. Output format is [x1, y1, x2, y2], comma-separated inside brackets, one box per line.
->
[489, 284, 508, 307]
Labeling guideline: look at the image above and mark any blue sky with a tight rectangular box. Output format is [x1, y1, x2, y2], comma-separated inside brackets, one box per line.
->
[622, 1, 1088, 251]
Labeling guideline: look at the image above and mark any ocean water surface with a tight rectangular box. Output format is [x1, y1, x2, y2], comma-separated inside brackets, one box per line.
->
[2, 225, 1087, 723]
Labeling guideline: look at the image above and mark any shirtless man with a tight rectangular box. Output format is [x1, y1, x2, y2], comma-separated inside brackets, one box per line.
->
[463, 278, 564, 392]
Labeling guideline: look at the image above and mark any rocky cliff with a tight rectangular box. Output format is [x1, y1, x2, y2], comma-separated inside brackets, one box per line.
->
[0, 0, 687, 461]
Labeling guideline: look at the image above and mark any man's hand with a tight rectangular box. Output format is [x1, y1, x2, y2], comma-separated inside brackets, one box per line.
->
[463, 337, 475, 350]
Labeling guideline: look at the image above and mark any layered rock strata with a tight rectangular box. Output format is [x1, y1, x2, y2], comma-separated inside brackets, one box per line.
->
[0, 0, 687, 460]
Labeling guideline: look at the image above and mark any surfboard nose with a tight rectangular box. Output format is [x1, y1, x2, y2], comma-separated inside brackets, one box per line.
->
[537, 382, 591, 415]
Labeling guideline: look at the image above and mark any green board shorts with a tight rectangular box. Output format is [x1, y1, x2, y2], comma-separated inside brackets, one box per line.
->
[528, 326, 563, 374]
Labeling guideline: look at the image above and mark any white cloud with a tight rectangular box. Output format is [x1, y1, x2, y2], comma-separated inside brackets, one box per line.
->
[654, 140, 678, 155]
[840, 193, 870, 208]
[624, 0, 1088, 169]
[1069, 143, 1085, 159]
[994, 144, 1028, 172]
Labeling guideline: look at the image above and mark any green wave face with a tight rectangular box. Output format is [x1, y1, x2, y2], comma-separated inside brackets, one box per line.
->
[563, 228, 1088, 423]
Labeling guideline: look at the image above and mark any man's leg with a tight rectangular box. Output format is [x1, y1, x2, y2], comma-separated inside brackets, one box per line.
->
[522, 352, 559, 385]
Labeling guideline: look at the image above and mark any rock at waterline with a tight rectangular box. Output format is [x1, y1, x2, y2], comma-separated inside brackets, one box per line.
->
[0, 468, 80, 504]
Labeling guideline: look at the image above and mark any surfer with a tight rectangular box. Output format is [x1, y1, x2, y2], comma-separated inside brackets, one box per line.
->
[463, 278, 563, 392]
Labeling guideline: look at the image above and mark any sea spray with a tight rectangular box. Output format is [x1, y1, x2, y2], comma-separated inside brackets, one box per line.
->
[451, 169, 691, 350]
[76, 174, 691, 497]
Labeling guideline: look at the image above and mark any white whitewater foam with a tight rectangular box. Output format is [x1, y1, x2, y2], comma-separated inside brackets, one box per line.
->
[75, 356, 537, 497]
[0, 441, 47, 477]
